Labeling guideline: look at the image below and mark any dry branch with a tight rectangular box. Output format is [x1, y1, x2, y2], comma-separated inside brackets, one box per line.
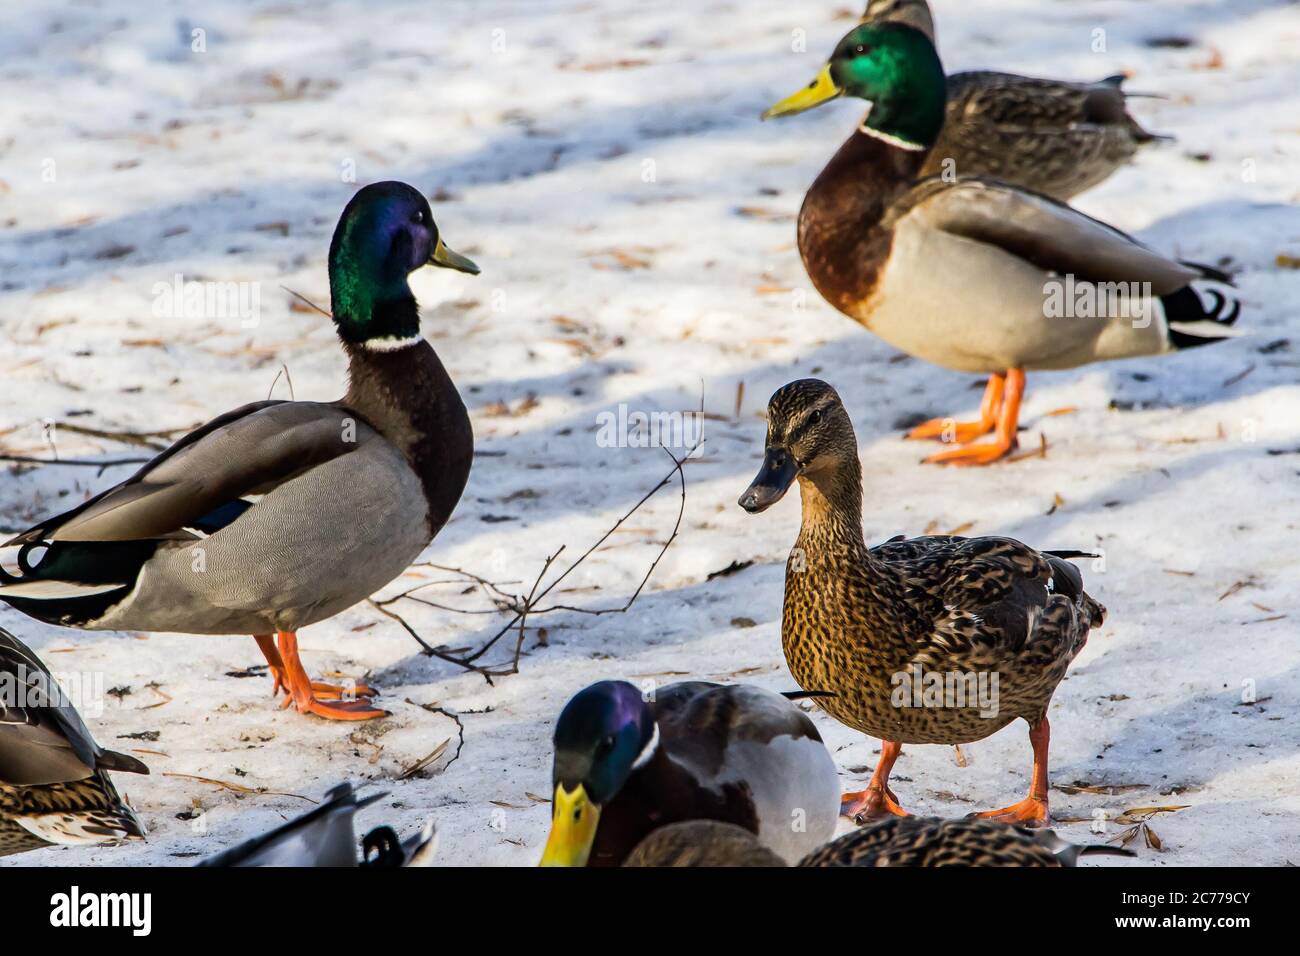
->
[370, 436, 698, 684]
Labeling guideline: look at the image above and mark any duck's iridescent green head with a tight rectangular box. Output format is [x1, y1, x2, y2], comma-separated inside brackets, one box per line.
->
[327, 181, 479, 348]
[761, 22, 946, 151]
[540, 680, 658, 867]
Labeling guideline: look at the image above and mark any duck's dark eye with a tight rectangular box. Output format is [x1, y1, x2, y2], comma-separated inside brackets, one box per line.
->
[855, 44, 868, 55]
[413, 209, 425, 224]
[597, 734, 616, 754]
[808, 409, 823, 425]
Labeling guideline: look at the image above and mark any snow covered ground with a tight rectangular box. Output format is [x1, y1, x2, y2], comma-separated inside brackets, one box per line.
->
[1, 0, 1298, 867]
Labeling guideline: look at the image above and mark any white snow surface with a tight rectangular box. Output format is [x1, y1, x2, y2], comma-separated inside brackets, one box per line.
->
[1, 0, 1298, 867]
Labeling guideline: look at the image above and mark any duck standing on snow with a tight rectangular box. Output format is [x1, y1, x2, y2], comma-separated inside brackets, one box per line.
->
[539, 680, 840, 866]
[1, 625, 148, 856]
[861, 0, 1162, 200]
[625, 816, 1133, 867]
[0, 181, 479, 721]
[738, 380, 1105, 826]
[762, 22, 1241, 465]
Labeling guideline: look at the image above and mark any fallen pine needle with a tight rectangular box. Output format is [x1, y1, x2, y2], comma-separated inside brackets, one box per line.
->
[398, 737, 451, 780]
[162, 772, 317, 803]
[1005, 432, 1049, 463]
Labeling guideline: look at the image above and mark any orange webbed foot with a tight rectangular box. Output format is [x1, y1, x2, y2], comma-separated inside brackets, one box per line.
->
[263, 631, 388, 722]
[923, 436, 1018, 466]
[841, 786, 910, 825]
[905, 417, 996, 444]
[299, 696, 390, 721]
[969, 796, 1051, 828]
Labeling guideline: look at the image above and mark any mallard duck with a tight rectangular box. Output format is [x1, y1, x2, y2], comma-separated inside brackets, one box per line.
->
[0, 181, 479, 720]
[198, 781, 435, 867]
[738, 380, 1106, 826]
[762, 23, 1241, 465]
[539, 680, 840, 866]
[623, 820, 786, 867]
[861, 0, 1162, 200]
[1, 625, 148, 856]
[625, 817, 1133, 867]
[801, 815, 1133, 866]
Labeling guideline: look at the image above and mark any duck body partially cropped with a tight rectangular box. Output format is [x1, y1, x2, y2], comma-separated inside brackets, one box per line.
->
[199, 781, 436, 867]
[624, 817, 1133, 867]
[764, 23, 1241, 464]
[0, 182, 480, 720]
[740, 380, 1105, 826]
[863, 0, 1160, 200]
[540, 680, 840, 866]
[1, 626, 148, 856]
[800, 815, 1133, 867]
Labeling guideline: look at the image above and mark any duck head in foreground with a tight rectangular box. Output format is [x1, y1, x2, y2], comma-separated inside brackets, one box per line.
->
[540, 679, 839, 867]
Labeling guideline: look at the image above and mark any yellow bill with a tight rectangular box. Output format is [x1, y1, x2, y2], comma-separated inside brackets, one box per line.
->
[428, 237, 480, 275]
[761, 64, 843, 120]
[539, 783, 601, 867]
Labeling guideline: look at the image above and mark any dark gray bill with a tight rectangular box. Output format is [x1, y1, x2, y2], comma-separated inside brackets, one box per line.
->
[738, 447, 797, 514]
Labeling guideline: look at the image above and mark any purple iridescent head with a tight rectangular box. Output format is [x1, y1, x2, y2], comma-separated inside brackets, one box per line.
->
[551, 680, 657, 804]
[326, 181, 478, 346]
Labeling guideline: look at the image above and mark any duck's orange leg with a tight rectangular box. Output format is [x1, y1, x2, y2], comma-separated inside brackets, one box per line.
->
[905, 373, 1004, 444]
[970, 717, 1051, 828]
[841, 739, 910, 824]
[253, 634, 377, 702]
[268, 631, 388, 721]
[925, 368, 1024, 466]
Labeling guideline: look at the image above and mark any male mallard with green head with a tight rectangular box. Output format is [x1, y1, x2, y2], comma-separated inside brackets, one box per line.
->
[762, 23, 1241, 465]
[1, 626, 148, 856]
[739, 380, 1106, 826]
[861, 0, 1162, 200]
[539, 680, 840, 866]
[0, 182, 479, 721]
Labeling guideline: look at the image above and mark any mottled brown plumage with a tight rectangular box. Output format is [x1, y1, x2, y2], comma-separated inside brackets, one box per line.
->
[799, 816, 1131, 867]
[0, 775, 142, 857]
[623, 817, 1132, 867]
[739, 380, 1104, 824]
[1, 626, 147, 856]
[623, 820, 786, 868]
[863, 0, 1159, 201]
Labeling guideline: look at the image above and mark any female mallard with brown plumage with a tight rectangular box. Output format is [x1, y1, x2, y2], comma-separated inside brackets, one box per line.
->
[861, 0, 1162, 200]
[1, 626, 148, 856]
[762, 22, 1241, 465]
[625, 817, 1133, 867]
[738, 379, 1105, 826]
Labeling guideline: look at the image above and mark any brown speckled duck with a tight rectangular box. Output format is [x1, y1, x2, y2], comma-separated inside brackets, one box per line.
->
[738, 380, 1106, 827]
[862, 0, 1162, 200]
[1, 626, 148, 856]
[624, 817, 1134, 867]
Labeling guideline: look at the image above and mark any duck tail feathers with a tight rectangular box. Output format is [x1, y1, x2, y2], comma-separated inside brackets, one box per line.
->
[1033, 829, 1135, 866]
[97, 748, 152, 775]
[1164, 286, 1244, 350]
